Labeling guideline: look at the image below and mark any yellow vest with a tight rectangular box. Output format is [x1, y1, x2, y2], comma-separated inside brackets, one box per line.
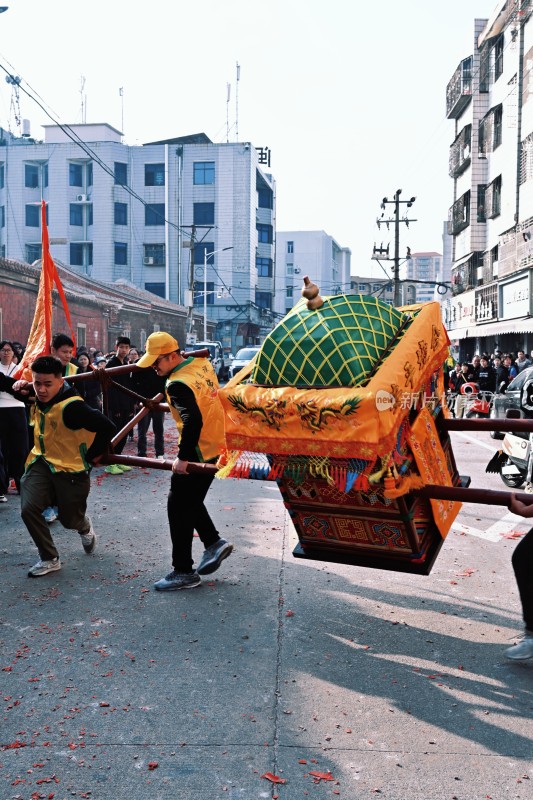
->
[165, 357, 225, 462]
[26, 395, 96, 473]
[64, 362, 79, 377]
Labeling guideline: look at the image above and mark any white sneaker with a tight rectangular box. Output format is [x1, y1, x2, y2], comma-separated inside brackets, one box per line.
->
[0, 494, 7, 503]
[505, 630, 533, 660]
[79, 518, 97, 554]
[28, 557, 61, 577]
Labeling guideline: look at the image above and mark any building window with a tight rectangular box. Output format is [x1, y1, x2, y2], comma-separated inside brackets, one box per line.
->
[115, 242, 128, 265]
[144, 243, 166, 266]
[76, 324, 86, 348]
[193, 161, 215, 185]
[26, 243, 42, 262]
[145, 203, 165, 225]
[43, 164, 48, 188]
[87, 203, 93, 226]
[372, 283, 381, 293]
[486, 175, 502, 218]
[70, 243, 83, 266]
[87, 162, 93, 186]
[0, 163, 4, 189]
[25, 204, 40, 227]
[193, 280, 214, 305]
[194, 242, 215, 265]
[25, 164, 39, 188]
[0, 205, 4, 228]
[114, 162, 128, 186]
[257, 187, 273, 209]
[255, 290, 272, 309]
[257, 223, 273, 244]
[358, 282, 367, 291]
[114, 202, 128, 225]
[287, 263, 294, 274]
[145, 282, 166, 298]
[193, 202, 215, 225]
[494, 34, 504, 81]
[287, 241, 294, 254]
[286, 286, 293, 299]
[493, 104, 503, 149]
[256, 256, 272, 277]
[69, 163, 83, 187]
[70, 203, 83, 226]
[145, 163, 165, 186]
[477, 184, 486, 222]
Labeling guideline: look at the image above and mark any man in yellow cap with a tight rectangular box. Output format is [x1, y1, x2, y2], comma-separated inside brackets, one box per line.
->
[137, 332, 233, 590]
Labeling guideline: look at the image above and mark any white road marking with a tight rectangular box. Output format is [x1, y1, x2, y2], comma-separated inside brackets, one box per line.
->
[453, 431, 498, 452]
[452, 508, 530, 542]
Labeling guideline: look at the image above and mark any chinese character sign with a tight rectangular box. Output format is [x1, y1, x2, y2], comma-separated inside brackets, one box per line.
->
[256, 146, 271, 167]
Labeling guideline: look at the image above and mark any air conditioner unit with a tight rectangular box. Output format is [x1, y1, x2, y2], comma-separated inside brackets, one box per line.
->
[144, 257, 154, 265]
[76, 194, 87, 202]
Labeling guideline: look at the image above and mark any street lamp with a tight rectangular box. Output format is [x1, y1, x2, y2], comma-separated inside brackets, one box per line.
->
[204, 246, 233, 340]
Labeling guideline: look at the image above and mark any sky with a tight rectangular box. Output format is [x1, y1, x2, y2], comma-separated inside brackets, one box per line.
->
[0, 0, 499, 281]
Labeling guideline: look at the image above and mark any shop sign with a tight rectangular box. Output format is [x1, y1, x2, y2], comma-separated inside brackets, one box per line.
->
[500, 275, 531, 319]
[444, 289, 476, 329]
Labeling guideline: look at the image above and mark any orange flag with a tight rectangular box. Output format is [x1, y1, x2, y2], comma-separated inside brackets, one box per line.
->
[14, 201, 76, 379]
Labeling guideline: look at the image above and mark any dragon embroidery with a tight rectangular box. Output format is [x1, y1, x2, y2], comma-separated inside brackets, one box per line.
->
[227, 394, 286, 431]
[295, 397, 360, 433]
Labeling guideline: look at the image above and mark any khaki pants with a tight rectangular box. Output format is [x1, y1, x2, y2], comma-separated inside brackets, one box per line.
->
[20, 458, 91, 561]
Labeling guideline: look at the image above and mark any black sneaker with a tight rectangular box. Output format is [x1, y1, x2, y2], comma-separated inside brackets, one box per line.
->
[196, 539, 233, 575]
[153, 570, 201, 591]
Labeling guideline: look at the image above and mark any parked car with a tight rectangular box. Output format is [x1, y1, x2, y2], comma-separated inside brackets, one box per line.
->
[490, 365, 533, 439]
[229, 346, 261, 379]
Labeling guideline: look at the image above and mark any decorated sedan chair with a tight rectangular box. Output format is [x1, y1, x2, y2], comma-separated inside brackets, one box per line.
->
[217, 278, 462, 575]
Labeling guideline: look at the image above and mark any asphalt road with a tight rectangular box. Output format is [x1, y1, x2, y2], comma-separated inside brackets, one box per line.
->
[0, 424, 532, 800]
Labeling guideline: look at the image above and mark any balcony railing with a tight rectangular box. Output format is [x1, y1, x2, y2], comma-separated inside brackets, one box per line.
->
[448, 192, 470, 235]
[449, 125, 472, 177]
[446, 57, 473, 119]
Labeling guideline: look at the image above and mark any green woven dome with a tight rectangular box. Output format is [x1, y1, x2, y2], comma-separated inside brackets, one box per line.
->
[250, 294, 408, 387]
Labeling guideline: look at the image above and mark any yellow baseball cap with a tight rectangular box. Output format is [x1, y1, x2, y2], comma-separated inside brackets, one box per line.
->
[137, 332, 180, 367]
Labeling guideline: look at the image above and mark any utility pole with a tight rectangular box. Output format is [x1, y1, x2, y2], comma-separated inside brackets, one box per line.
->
[375, 190, 417, 306]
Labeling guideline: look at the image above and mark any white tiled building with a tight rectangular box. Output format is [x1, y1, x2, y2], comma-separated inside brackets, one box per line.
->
[445, 2, 533, 359]
[0, 124, 276, 353]
[274, 231, 351, 318]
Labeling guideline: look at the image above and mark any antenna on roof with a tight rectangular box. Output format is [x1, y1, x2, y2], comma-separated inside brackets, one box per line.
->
[80, 75, 86, 124]
[235, 61, 240, 142]
[226, 82, 231, 143]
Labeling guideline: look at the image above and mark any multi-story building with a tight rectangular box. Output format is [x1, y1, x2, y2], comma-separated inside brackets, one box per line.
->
[403, 251, 445, 304]
[0, 124, 276, 353]
[445, 2, 533, 360]
[274, 231, 351, 318]
[350, 275, 418, 306]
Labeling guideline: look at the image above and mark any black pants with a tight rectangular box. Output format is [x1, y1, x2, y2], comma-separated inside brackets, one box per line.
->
[167, 470, 220, 573]
[0, 406, 30, 491]
[21, 459, 91, 561]
[109, 410, 133, 456]
[512, 527, 533, 631]
[137, 411, 164, 457]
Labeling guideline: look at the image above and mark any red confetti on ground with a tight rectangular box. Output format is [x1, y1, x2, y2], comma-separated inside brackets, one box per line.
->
[148, 761, 159, 770]
[456, 568, 477, 577]
[501, 531, 525, 539]
[261, 772, 287, 784]
[309, 771, 335, 782]
[285, 610, 295, 617]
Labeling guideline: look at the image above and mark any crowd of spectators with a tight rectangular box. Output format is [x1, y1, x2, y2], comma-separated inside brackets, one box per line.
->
[446, 348, 533, 417]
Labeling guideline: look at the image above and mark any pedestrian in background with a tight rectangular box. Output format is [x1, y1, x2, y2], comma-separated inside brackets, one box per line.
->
[104, 337, 135, 475]
[0, 340, 30, 495]
[136, 332, 233, 591]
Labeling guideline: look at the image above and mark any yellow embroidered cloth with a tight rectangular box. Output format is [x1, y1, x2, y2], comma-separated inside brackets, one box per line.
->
[218, 301, 450, 460]
[406, 407, 461, 539]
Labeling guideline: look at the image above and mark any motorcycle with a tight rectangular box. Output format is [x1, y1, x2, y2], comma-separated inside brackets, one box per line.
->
[450, 382, 493, 419]
[486, 428, 532, 489]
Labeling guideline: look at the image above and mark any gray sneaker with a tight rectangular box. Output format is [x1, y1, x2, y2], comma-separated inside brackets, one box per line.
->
[505, 630, 533, 660]
[196, 538, 233, 575]
[28, 557, 61, 577]
[153, 570, 201, 591]
[79, 518, 97, 554]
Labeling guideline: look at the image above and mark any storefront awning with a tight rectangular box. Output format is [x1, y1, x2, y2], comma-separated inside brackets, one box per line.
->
[464, 317, 533, 338]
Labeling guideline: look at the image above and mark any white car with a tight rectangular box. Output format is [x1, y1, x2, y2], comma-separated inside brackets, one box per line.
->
[229, 346, 261, 378]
